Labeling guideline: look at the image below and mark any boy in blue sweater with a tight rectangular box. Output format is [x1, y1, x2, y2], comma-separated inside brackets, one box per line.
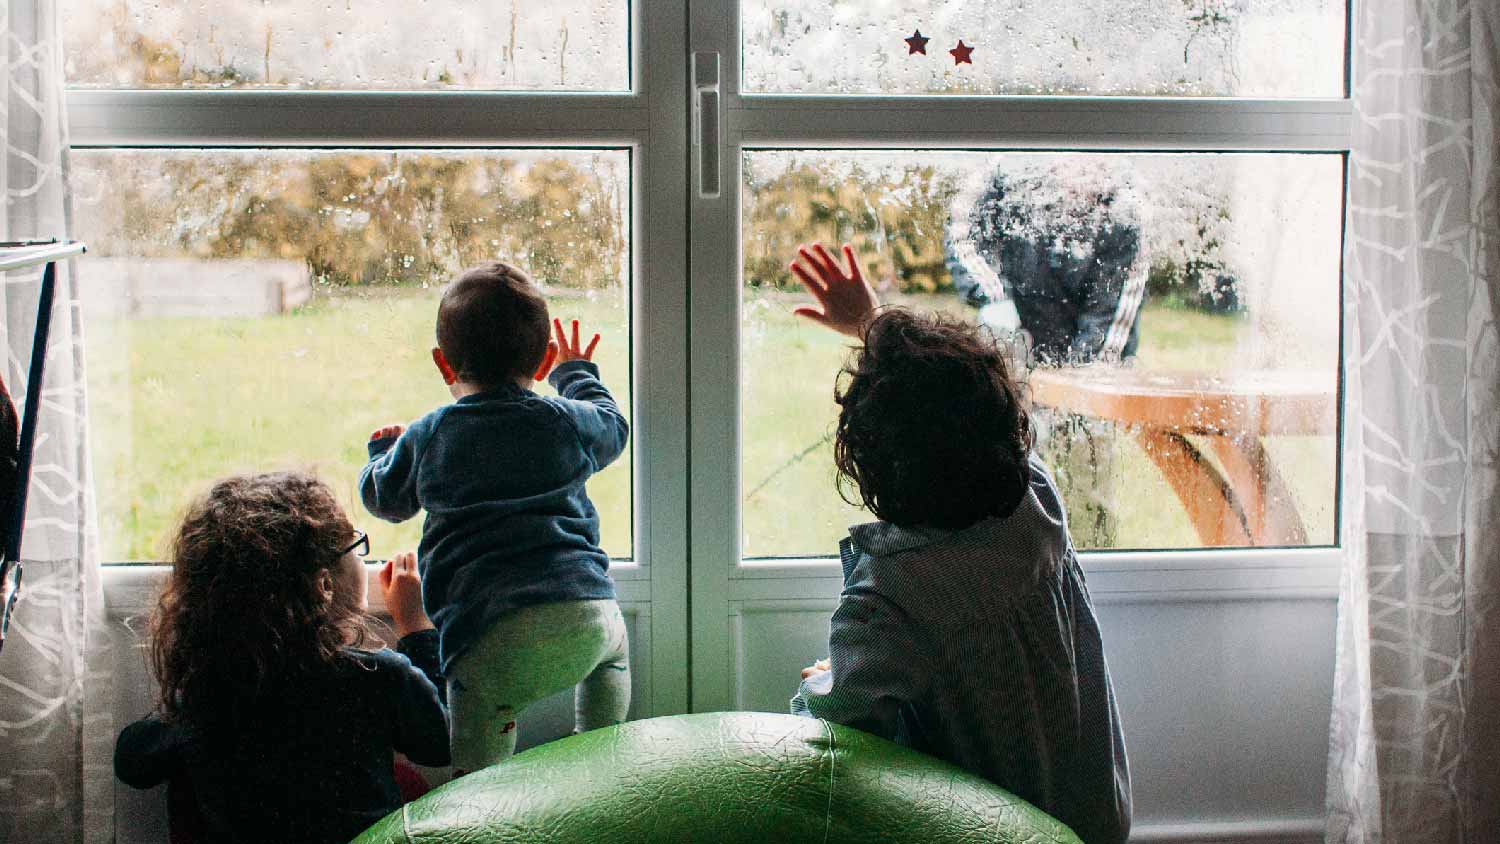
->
[359, 261, 630, 773]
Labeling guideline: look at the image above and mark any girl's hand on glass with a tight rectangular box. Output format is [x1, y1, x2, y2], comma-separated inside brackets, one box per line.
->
[370, 424, 405, 442]
[790, 243, 881, 339]
[380, 551, 433, 638]
[800, 658, 831, 680]
[553, 318, 602, 364]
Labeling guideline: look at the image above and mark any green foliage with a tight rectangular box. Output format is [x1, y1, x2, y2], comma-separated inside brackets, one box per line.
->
[76, 152, 628, 290]
[742, 158, 960, 294]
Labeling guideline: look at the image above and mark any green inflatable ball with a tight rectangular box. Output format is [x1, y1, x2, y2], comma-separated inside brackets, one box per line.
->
[353, 712, 1082, 844]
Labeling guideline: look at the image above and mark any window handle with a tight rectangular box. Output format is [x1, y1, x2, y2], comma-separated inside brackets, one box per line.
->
[692, 51, 721, 199]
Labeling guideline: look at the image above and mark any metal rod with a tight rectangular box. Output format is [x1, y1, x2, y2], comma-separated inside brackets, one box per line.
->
[6, 259, 57, 563]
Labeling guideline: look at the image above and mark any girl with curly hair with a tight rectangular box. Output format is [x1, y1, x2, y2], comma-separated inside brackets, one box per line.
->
[787, 244, 1131, 844]
[114, 471, 449, 844]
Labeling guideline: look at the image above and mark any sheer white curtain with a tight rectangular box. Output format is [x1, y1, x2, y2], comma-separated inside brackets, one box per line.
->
[1327, 0, 1500, 841]
[0, 1, 110, 843]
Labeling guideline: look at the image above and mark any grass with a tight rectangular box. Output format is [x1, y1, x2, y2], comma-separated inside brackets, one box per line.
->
[85, 288, 1335, 563]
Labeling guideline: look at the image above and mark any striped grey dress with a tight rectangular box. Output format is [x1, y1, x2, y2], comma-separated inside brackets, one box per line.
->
[792, 456, 1131, 844]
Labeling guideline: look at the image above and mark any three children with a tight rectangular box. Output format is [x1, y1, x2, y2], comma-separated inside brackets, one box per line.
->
[118, 244, 1129, 843]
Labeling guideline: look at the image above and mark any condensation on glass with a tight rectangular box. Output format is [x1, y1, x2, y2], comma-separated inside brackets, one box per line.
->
[743, 0, 1344, 97]
[72, 149, 632, 562]
[64, 1, 629, 91]
[740, 150, 1342, 558]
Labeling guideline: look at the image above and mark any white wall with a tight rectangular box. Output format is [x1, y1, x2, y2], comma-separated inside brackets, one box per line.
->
[109, 565, 1335, 844]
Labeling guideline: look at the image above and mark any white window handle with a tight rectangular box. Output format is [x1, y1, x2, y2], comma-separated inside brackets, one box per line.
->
[692, 51, 720, 199]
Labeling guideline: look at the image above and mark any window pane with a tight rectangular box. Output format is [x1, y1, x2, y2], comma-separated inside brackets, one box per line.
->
[742, 150, 1341, 557]
[743, 1, 1344, 97]
[74, 149, 632, 562]
[64, 1, 629, 91]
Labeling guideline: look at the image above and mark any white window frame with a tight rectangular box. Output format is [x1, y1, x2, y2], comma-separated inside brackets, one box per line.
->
[685, 0, 1350, 710]
[75, 2, 692, 717]
[74, 0, 1351, 720]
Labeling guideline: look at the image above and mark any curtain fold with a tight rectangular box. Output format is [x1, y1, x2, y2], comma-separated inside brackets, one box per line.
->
[0, 1, 111, 843]
[1327, 0, 1500, 841]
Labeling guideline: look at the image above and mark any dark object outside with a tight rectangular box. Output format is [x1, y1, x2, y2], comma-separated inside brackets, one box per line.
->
[943, 166, 1146, 547]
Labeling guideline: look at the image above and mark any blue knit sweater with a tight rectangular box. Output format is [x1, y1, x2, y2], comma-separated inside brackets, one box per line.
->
[359, 360, 628, 671]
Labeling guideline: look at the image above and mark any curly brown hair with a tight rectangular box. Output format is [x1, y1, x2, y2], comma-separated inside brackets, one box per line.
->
[834, 309, 1034, 530]
[149, 472, 373, 722]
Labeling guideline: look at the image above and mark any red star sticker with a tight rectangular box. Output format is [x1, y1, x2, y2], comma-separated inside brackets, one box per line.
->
[949, 40, 974, 65]
[904, 29, 929, 55]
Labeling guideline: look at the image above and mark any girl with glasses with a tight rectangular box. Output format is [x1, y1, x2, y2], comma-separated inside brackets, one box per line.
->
[115, 471, 448, 844]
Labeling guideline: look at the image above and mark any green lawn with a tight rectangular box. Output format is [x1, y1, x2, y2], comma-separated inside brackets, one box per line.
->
[86, 288, 1335, 563]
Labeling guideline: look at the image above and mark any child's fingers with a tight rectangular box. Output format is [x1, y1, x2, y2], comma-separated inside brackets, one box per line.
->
[793, 307, 832, 329]
[841, 244, 863, 281]
[379, 559, 394, 590]
[798, 245, 837, 282]
[810, 243, 843, 280]
[790, 262, 828, 298]
[584, 334, 600, 359]
[553, 318, 569, 350]
[571, 319, 581, 352]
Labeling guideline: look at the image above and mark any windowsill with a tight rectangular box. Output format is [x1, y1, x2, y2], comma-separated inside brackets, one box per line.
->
[102, 559, 651, 621]
[729, 546, 1342, 603]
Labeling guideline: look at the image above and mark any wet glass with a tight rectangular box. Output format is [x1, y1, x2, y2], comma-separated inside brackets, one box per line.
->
[743, 0, 1344, 97]
[73, 148, 632, 562]
[741, 150, 1342, 557]
[64, 1, 630, 91]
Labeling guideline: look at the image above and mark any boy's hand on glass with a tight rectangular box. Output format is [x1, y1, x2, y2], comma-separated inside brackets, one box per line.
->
[800, 658, 831, 680]
[553, 318, 602, 364]
[380, 551, 433, 638]
[790, 243, 881, 339]
[370, 424, 405, 442]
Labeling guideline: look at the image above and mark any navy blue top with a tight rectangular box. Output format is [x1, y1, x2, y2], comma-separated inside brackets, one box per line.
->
[359, 360, 629, 671]
[114, 630, 449, 844]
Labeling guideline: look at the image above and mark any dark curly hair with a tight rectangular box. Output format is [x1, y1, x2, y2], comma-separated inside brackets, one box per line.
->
[834, 309, 1034, 530]
[148, 472, 373, 722]
[436, 261, 552, 387]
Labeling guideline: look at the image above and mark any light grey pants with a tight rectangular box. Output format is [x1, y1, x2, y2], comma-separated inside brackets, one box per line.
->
[446, 599, 630, 773]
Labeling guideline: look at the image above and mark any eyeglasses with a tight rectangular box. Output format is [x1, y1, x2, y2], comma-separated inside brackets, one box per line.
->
[339, 530, 369, 558]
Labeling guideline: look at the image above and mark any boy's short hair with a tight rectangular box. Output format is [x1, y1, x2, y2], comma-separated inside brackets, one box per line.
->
[437, 262, 551, 387]
[834, 309, 1033, 531]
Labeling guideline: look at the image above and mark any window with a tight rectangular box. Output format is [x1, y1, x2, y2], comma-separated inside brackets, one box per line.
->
[73, 0, 683, 726]
[742, 0, 1343, 97]
[73, 148, 632, 561]
[740, 150, 1342, 555]
[64, 0, 630, 91]
[72, 0, 1349, 726]
[64, 4, 651, 565]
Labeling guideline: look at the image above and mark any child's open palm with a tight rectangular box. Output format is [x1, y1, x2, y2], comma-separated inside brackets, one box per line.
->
[790, 243, 882, 338]
[553, 318, 602, 364]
